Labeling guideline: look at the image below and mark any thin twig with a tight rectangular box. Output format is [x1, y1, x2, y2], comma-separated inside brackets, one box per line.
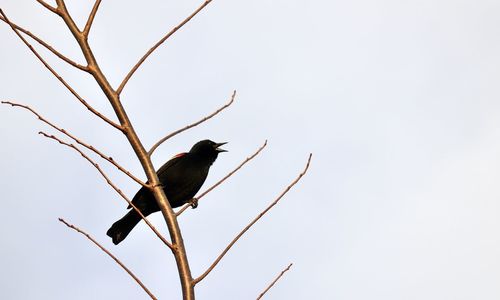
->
[256, 263, 293, 300]
[117, 0, 213, 94]
[58, 218, 158, 300]
[176, 140, 267, 216]
[2, 101, 146, 187]
[0, 9, 121, 130]
[148, 90, 236, 156]
[193, 154, 312, 284]
[0, 15, 87, 71]
[35, 0, 59, 14]
[83, 0, 102, 36]
[40, 131, 173, 249]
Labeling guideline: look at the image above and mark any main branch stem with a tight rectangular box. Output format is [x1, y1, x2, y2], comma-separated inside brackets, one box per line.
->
[54, 1, 194, 298]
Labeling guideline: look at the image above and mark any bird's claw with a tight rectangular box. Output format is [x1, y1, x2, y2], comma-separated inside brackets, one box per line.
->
[188, 198, 199, 209]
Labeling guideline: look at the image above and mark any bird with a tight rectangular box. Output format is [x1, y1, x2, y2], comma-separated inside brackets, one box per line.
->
[107, 139, 227, 245]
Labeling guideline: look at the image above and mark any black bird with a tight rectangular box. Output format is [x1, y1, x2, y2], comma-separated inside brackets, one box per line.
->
[107, 139, 227, 245]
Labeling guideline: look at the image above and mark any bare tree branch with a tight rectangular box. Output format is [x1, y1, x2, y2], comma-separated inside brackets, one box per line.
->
[35, 0, 59, 14]
[193, 154, 313, 285]
[0, 9, 121, 130]
[58, 218, 158, 300]
[83, 0, 102, 36]
[2, 101, 146, 187]
[117, 0, 213, 94]
[2, 2, 309, 299]
[177, 140, 268, 216]
[0, 15, 87, 71]
[53, 1, 196, 296]
[40, 131, 173, 250]
[148, 90, 236, 156]
[256, 263, 293, 300]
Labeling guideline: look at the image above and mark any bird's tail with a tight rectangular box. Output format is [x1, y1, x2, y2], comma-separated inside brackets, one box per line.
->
[106, 210, 142, 245]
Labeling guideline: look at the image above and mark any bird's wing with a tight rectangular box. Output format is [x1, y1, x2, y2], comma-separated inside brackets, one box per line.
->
[156, 153, 187, 176]
[127, 153, 187, 209]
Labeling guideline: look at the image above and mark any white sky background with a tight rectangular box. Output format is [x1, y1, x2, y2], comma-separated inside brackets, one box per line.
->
[1, 0, 500, 299]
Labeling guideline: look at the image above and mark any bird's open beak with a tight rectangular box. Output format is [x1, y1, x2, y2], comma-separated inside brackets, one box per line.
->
[215, 142, 228, 153]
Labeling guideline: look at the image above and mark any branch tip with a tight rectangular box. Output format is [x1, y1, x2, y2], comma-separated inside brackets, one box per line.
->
[6, 100, 145, 186]
[193, 154, 311, 284]
[58, 217, 158, 300]
[148, 91, 236, 156]
[256, 263, 293, 300]
[117, 0, 213, 94]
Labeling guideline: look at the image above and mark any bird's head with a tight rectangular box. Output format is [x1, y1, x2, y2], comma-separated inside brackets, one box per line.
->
[190, 139, 227, 164]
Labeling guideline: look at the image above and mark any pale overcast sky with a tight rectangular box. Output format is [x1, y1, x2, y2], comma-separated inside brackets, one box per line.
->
[1, 0, 500, 299]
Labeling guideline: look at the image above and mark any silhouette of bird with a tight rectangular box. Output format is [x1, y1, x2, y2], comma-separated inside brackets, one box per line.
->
[107, 139, 227, 244]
